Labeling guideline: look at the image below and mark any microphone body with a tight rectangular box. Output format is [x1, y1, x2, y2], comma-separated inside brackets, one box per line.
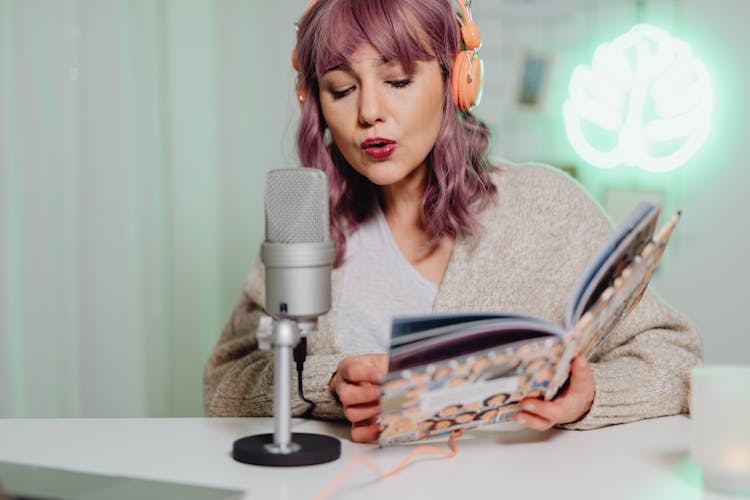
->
[261, 168, 334, 327]
[261, 241, 333, 323]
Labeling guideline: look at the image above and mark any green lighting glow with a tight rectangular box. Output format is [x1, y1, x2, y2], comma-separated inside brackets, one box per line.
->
[564, 23, 714, 173]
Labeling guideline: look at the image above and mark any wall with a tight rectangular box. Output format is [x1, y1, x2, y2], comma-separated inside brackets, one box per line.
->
[0, 0, 745, 419]
[473, 0, 750, 364]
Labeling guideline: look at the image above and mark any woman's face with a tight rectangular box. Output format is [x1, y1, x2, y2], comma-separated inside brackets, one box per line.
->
[318, 43, 445, 188]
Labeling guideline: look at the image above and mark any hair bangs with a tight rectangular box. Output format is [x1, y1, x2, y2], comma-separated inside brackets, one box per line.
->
[310, 0, 434, 79]
[308, 3, 365, 78]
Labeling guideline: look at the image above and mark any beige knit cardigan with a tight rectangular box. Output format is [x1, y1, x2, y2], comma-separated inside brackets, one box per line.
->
[204, 164, 702, 430]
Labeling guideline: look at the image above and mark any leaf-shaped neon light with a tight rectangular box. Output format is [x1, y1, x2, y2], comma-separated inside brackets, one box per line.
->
[564, 24, 714, 173]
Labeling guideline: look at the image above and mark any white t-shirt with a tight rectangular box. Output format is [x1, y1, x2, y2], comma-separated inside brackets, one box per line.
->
[336, 208, 438, 354]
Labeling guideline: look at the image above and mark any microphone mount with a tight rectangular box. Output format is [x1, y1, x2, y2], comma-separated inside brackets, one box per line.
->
[232, 316, 341, 466]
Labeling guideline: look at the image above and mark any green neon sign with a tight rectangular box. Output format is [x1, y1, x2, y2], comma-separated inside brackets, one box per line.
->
[564, 24, 714, 173]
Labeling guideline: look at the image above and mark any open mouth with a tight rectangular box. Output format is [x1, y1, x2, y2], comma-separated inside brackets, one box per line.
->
[361, 137, 397, 159]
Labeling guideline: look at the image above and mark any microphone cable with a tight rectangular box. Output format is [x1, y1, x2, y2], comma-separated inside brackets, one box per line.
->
[313, 431, 462, 500]
[293, 338, 317, 418]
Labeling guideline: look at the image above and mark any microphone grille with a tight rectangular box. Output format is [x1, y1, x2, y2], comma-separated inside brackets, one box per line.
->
[264, 168, 330, 243]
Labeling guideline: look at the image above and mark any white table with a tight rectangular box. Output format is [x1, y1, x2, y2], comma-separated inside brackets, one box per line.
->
[0, 416, 733, 499]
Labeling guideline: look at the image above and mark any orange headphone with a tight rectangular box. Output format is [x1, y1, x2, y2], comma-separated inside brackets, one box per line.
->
[451, 0, 483, 112]
[292, 0, 483, 112]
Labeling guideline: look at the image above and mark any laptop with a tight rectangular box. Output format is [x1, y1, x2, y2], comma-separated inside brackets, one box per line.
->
[0, 462, 243, 500]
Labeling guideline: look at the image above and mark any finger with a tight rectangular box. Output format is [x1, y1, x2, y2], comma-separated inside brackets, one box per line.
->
[351, 419, 380, 443]
[339, 355, 388, 384]
[366, 353, 389, 370]
[554, 356, 595, 414]
[569, 356, 595, 399]
[521, 356, 595, 425]
[335, 380, 381, 407]
[512, 410, 553, 431]
[343, 402, 380, 424]
[520, 398, 567, 424]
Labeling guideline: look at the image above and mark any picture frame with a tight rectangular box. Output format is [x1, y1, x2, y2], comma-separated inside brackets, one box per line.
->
[517, 53, 552, 109]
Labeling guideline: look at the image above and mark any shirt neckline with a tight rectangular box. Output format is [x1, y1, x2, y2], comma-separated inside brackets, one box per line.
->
[373, 205, 439, 292]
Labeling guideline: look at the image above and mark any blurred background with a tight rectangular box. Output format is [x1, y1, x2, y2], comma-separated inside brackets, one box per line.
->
[1, 0, 747, 419]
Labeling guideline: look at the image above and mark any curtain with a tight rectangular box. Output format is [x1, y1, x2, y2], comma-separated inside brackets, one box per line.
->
[0, 0, 300, 417]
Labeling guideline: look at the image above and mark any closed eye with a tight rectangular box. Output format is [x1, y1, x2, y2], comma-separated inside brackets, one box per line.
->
[329, 78, 412, 99]
[388, 79, 412, 89]
[331, 86, 355, 99]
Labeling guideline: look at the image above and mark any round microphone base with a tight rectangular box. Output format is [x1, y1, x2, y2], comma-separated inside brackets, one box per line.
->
[232, 433, 341, 467]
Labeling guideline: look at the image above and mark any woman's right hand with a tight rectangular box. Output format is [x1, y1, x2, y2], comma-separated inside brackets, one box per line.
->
[329, 354, 388, 443]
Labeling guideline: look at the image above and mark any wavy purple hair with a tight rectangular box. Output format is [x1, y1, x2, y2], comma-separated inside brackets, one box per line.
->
[295, 0, 497, 265]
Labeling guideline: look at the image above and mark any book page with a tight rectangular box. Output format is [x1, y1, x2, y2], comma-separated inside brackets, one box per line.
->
[389, 316, 564, 371]
[564, 201, 660, 329]
[391, 313, 546, 346]
[546, 211, 681, 399]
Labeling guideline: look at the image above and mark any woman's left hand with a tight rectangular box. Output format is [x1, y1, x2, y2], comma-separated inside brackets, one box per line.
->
[512, 355, 595, 431]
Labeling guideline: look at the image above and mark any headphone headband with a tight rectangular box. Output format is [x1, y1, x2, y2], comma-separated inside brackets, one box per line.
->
[292, 0, 483, 112]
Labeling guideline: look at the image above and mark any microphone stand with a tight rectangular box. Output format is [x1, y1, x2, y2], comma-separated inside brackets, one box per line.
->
[232, 316, 341, 466]
[232, 173, 341, 467]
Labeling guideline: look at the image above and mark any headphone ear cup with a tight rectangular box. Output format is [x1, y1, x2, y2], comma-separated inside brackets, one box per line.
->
[451, 50, 483, 112]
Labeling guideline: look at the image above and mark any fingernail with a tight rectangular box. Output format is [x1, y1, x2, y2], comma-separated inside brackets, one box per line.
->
[516, 415, 526, 424]
[522, 402, 535, 411]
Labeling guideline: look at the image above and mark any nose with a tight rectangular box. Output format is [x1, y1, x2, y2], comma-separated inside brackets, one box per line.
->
[357, 82, 385, 127]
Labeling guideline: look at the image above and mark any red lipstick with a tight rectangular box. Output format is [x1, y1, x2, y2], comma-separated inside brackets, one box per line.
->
[361, 137, 396, 160]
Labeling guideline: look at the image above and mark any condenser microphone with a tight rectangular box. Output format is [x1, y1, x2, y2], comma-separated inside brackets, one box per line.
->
[261, 168, 335, 330]
[233, 167, 340, 468]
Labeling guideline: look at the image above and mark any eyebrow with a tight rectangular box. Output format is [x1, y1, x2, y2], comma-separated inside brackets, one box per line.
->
[324, 57, 396, 75]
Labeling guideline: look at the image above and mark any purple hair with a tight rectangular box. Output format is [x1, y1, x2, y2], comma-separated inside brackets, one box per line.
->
[295, 0, 497, 265]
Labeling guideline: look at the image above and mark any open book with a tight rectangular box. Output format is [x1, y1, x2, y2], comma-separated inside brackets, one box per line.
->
[377, 202, 680, 445]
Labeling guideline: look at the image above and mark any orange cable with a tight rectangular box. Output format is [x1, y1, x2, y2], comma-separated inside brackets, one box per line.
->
[313, 432, 461, 500]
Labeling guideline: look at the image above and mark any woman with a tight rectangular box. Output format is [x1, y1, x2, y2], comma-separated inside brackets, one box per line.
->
[204, 0, 701, 443]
